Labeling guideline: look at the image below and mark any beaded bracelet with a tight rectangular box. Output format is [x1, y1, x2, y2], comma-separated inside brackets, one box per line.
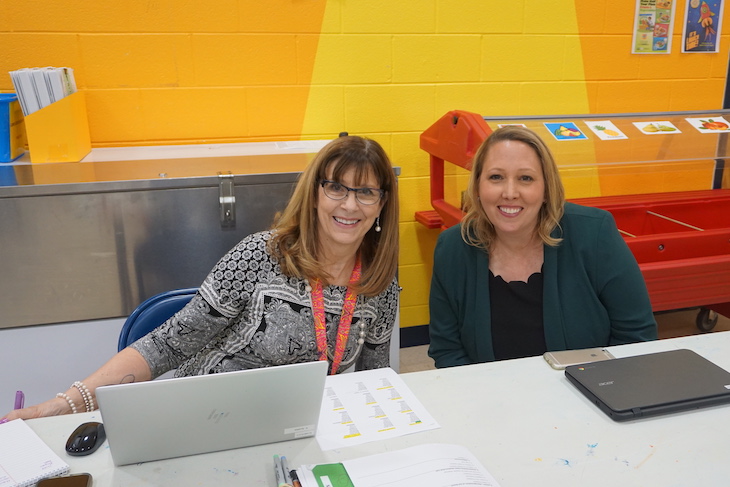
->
[56, 392, 78, 414]
[72, 381, 95, 412]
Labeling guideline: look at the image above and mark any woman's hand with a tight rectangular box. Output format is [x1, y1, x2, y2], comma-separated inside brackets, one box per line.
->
[1, 396, 72, 423]
[1, 348, 152, 424]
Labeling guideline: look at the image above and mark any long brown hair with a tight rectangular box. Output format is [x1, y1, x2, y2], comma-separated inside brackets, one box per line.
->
[461, 126, 565, 251]
[269, 136, 399, 296]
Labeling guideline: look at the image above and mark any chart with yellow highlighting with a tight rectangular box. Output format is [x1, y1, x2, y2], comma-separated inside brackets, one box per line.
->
[315, 368, 439, 451]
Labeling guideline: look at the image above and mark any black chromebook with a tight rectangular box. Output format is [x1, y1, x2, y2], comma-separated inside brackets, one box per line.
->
[565, 349, 730, 422]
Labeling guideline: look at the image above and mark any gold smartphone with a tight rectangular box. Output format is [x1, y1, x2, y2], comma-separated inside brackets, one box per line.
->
[543, 348, 615, 370]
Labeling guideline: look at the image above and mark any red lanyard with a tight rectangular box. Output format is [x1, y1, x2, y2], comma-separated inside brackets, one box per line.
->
[310, 257, 361, 375]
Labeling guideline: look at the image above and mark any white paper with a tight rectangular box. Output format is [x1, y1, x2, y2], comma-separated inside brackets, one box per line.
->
[30, 68, 53, 110]
[315, 368, 439, 451]
[298, 443, 501, 487]
[43, 67, 67, 103]
[0, 419, 70, 487]
[9, 69, 40, 116]
[9, 66, 75, 116]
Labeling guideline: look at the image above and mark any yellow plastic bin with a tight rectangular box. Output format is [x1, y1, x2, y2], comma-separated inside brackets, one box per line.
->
[24, 91, 91, 163]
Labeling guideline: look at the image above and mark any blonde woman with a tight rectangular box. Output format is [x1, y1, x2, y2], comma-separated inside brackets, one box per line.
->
[428, 126, 656, 368]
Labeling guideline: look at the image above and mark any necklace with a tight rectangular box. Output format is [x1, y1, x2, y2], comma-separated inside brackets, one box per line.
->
[309, 256, 362, 375]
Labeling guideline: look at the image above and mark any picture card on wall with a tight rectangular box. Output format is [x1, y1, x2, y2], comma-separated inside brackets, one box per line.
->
[544, 122, 588, 141]
[584, 121, 628, 140]
[632, 121, 681, 135]
[685, 117, 730, 133]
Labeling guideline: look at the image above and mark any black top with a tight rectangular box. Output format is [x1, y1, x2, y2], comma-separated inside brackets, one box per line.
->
[489, 269, 546, 360]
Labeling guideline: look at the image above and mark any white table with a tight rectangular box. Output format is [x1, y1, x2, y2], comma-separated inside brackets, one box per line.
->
[28, 331, 730, 486]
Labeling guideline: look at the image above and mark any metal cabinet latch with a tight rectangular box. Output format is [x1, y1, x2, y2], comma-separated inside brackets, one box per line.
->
[218, 172, 236, 228]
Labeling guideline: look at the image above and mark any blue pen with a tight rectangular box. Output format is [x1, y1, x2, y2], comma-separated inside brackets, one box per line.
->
[14, 391, 24, 410]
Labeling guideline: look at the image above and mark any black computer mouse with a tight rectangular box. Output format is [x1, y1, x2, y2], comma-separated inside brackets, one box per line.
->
[65, 421, 106, 456]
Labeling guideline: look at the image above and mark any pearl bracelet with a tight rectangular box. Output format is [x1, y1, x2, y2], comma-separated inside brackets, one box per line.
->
[72, 381, 95, 412]
[56, 392, 78, 414]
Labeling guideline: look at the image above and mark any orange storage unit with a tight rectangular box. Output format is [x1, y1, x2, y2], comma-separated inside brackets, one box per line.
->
[418, 110, 730, 331]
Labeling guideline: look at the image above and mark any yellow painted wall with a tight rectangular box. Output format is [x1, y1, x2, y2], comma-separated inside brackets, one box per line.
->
[1, 0, 728, 330]
[0, 1, 328, 144]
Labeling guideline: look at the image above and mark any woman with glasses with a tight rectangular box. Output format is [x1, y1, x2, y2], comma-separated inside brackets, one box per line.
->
[4, 135, 399, 421]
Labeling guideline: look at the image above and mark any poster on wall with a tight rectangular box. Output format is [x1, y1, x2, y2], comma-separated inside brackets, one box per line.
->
[682, 0, 724, 52]
[632, 0, 677, 54]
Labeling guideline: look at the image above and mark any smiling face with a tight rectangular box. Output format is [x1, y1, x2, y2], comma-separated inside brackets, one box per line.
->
[478, 139, 546, 242]
[316, 166, 383, 261]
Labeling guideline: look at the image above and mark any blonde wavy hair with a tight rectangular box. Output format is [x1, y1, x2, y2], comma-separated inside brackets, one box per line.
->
[461, 125, 565, 251]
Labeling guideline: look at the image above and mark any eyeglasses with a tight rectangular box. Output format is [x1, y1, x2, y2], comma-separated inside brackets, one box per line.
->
[320, 180, 385, 205]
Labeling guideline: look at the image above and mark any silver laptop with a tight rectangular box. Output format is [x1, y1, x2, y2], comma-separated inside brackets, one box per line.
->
[96, 360, 328, 465]
[565, 349, 730, 422]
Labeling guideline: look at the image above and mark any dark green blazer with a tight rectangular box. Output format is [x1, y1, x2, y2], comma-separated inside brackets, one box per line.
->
[428, 202, 658, 368]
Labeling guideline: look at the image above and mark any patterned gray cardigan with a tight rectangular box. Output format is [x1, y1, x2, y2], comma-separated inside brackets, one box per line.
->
[131, 231, 399, 377]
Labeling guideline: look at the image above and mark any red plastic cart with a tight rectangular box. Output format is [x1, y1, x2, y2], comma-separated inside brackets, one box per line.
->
[417, 110, 730, 331]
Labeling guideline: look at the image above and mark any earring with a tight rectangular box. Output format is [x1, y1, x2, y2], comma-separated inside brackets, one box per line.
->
[375, 217, 381, 233]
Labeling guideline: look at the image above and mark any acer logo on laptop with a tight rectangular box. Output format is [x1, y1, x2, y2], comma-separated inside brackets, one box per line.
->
[598, 381, 615, 386]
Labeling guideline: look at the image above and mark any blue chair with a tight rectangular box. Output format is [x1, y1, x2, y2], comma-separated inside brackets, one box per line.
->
[118, 288, 198, 351]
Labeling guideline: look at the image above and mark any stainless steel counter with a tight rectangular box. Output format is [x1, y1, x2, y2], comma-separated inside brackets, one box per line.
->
[0, 141, 329, 329]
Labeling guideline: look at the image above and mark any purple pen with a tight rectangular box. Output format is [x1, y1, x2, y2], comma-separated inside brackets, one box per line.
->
[14, 390, 24, 410]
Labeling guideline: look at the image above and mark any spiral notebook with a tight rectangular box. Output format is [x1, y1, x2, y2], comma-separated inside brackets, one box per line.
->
[0, 419, 70, 486]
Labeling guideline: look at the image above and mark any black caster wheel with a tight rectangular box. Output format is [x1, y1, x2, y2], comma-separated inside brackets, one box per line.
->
[696, 308, 718, 333]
